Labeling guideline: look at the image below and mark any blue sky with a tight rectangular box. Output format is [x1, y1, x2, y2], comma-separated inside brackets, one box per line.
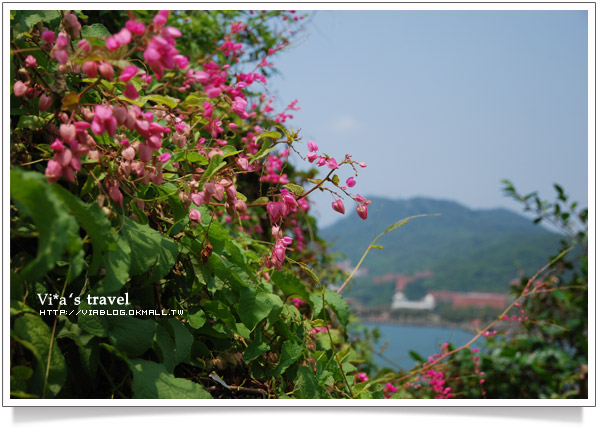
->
[269, 10, 589, 226]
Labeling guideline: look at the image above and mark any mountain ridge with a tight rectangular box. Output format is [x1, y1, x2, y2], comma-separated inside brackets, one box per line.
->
[320, 196, 562, 305]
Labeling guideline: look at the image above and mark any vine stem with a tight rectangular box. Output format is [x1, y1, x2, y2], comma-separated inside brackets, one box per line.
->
[323, 293, 354, 398]
[337, 214, 438, 294]
[387, 246, 574, 386]
[42, 272, 70, 398]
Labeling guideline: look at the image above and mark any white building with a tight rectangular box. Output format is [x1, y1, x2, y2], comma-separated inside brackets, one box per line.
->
[391, 291, 436, 311]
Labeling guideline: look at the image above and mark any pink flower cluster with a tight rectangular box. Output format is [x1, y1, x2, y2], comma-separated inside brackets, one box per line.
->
[265, 225, 293, 270]
[383, 382, 398, 398]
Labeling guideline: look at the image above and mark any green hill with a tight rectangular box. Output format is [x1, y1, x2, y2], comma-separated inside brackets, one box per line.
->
[321, 197, 562, 305]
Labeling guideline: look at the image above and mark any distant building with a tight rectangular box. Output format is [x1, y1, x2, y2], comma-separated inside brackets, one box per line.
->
[391, 291, 436, 310]
[431, 291, 508, 309]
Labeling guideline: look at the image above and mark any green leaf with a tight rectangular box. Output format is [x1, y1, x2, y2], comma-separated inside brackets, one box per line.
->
[77, 301, 110, 337]
[324, 290, 349, 327]
[80, 23, 111, 39]
[409, 350, 425, 363]
[188, 308, 206, 329]
[108, 315, 156, 357]
[179, 92, 207, 108]
[16, 115, 45, 130]
[239, 288, 279, 331]
[95, 234, 131, 295]
[309, 293, 324, 317]
[268, 340, 303, 377]
[248, 131, 282, 163]
[128, 359, 212, 399]
[10, 169, 79, 283]
[294, 366, 321, 399]
[51, 184, 113, 276]
[270, 271, 309, 300]
[138, 94, 179, 109]
[12, 313, 66, 398]
[121, 217, 176, 282]
[283, 183, 305, 195]
[243, 331, 270, 362]
[201, 154, 227, 179]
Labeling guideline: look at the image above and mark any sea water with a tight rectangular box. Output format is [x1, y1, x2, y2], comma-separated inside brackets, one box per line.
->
[357, 322, 480, 370]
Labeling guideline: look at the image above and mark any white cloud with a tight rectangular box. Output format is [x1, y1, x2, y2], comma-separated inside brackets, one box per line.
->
[328, 115, 361, 133]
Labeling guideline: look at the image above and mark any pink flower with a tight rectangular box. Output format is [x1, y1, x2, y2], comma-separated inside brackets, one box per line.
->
[25, 55, 37, 68]
[126, 20, 146, 36]
[359, 161, 367, 168]
[327, 158, 339, 169]
[189, 209, 201, 222]
[158, 152, 171, 163]
[346, 177, 356, 187]
[91, 105, 117, 137]
[114, 28, 132, 45]
[153, 10, 170, 27]
[121, 146, 135, 161]
[291, 297, 305, 309]
[106, 36, 120, 51]
[383, 382, 398, 399]
[120, 65, 139, 82]
[356, 204, 368, 220]
[231, 97, 249, 119]
[332, 199, 345, 214]
[123, 83, 139, 99]
[307, 152, 318, 163]
[50, 138, 65, 151]
[307, 140, 318, 152]
[354, 372, 369, 383]
[77, 39, 91, 53]
[13, 81, 27, 97]
[108, 184, 123, 206]
[45, 160, 62, 182]
[41, 30, 55, 44]
[38, 94, 52, 112]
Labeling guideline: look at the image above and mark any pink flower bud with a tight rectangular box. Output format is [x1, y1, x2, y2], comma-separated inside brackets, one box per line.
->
[121, 146, 136, 161]
[25, 55, 37, 68]
[346, 177, 356, 187]
[189, 209, 201, 222]
[82, 61, 98, 78]
[13, 80, 27, 97]
[38, 93, 52, 112]
[77, 39, 91, 53]
[332, 199, 345, 214]
[234, 199, 247, 214]
[359, 161, 367, 168]
[98, 62, 114, 81]
[59, 124, 76, 143]
[356, 204, 368, 220]
[123, 83, 139, 99]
